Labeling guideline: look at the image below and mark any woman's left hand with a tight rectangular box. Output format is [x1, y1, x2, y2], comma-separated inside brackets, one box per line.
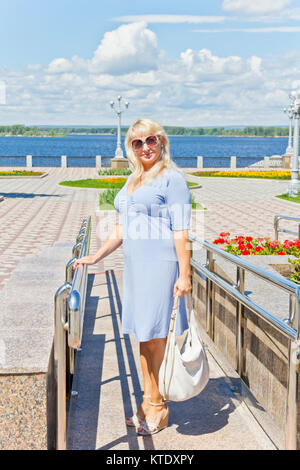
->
[173, 275, 192, 297]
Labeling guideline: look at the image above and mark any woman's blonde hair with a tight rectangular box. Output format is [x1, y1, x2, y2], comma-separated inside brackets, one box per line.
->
[125, 118, 181, 184]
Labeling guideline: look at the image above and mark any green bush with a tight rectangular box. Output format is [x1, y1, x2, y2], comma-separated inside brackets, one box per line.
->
[99, 188, 120, 209]
[98, 168, 132, 175]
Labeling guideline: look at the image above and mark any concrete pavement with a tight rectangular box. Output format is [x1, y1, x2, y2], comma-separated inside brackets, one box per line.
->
[0, 167, 298, 291]
[0, 167, 298, 449]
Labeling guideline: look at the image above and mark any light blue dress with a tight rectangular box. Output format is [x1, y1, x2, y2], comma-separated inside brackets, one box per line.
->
[114, 167, 191, 342]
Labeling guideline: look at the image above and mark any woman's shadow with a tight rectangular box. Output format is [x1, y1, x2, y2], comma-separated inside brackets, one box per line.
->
[167, 377, 237, 436]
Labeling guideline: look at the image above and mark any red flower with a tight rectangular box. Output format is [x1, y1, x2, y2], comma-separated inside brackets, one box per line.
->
[220, 232, 230, 237]
[255, 246, 263, 252]
[246, 236, 253, 241]
[277, 251, 286, 255]
[218, 238, 225, 244]
[242, 249, 251, 255]
[238, 244, 246, 250]
[269, 240, 280, 249]
[246, 243, 253, 249]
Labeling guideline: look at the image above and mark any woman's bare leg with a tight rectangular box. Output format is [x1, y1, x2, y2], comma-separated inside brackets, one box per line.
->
[139, 338, 168, 428]
[134, 342, 153, 420]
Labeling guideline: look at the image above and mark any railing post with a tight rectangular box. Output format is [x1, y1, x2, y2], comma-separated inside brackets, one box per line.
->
[285, 287, 300, 450]
[235, 267, 245, 376]
[96, 155, 102, 169]
[274, 215, 279, 241]
[197, 156, 203, 169]
[206, 250, 214, 339]
[72, 241, 83, 258]
[54, 282, 72, 450]
[26, 155, 32, 169]
[61, 155, 67, 168]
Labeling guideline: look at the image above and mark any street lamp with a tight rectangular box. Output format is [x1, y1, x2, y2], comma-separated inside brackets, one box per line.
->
[288, 90, 300, 197]
[284, 99, 294, 156]
[110, 96, 129, 158]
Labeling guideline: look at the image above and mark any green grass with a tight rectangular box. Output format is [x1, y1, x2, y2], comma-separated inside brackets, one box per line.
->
[60, 178, 199, 190]
[98, 187, 205, 210]
[187, 181, 199, 187]
[276, 193, 300, 203]
[0, 170, 44, 176]
[99, 188, 120, 209]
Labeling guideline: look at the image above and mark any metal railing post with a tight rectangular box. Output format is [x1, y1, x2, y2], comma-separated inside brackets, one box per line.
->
[54, 282, 72, 451]
[54, 216, 91, 450]
[206, 250, 214, 339]
[285, 287, 300, 450]
[274, 215, 280, 241]
[274, 215, 300, 240]
[72, 241, 83, 259]
[235, 267, 245, 376]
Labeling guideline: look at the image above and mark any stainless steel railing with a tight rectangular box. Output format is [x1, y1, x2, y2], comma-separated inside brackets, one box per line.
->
[54, 216, 91, 450]
[274, 215, 300, 240]
[189, 234, 300, 450]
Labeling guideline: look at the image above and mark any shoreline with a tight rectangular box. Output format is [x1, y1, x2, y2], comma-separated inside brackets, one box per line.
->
[0, 134, 289, 138]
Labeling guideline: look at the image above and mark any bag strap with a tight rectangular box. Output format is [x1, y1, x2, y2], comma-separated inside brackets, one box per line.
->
[162, 291, 180, 400]
[162, 291, 194, 399]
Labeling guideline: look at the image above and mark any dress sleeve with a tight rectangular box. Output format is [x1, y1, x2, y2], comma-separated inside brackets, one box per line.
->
[165, 170, 191, 231]
[114, 192, 124, 225]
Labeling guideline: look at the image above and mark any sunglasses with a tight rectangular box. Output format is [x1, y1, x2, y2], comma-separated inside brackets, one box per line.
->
[131, 135, 160, 151]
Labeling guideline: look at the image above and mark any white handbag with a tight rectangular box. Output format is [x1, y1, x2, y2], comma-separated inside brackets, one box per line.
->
[159, 292, 209, 402]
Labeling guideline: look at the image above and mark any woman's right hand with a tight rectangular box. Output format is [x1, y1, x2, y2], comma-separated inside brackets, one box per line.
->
[73, 255, 96, 270]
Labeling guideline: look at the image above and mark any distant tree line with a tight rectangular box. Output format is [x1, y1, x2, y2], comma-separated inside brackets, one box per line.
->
[0, 125, 65, 136]
[0, 124, 289, 137]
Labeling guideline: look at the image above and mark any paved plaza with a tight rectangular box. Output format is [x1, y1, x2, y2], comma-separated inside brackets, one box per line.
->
[0, 167, 298, 292]
[0, 167, 298, 450]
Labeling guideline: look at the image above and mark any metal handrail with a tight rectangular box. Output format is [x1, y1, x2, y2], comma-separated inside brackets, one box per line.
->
[189, 234, 300, 450]
[54, 216, 91, 450]
[274, 215, 300, 240]
[190, 257, 298, 341]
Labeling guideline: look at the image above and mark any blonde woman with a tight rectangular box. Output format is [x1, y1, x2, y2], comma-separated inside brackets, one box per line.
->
[74, 118, 192, 436]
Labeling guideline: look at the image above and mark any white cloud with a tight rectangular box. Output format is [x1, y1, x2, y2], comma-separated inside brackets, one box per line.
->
[0, 80, 6, 104]
[179, 49, 261, 79]
[0, 22, 298, 126]
[48, 58, 74, 74]
[222, 0, 292, 15]
[89, 22, 159, 75]
[113, 15, 229, 24]
[193, 26, 300, 33]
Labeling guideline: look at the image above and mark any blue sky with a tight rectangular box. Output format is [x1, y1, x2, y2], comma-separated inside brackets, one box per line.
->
[0, 0, 300, 125]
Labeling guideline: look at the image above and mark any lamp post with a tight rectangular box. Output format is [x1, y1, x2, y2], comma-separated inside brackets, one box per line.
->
[110, 96, 129, 158]
[284, 103, 294, 156]
[288, 91, 300, 197]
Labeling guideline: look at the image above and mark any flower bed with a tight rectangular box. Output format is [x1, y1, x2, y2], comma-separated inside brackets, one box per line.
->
[213, 232, 300, 256]
[213, 232, 300, 283]
[189, 170, 297, 180]
[0, 170, 44, 176]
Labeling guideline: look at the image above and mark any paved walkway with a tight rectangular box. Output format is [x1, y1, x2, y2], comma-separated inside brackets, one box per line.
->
[67, 270, 275, 450]
[0, 167, 298, 291]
